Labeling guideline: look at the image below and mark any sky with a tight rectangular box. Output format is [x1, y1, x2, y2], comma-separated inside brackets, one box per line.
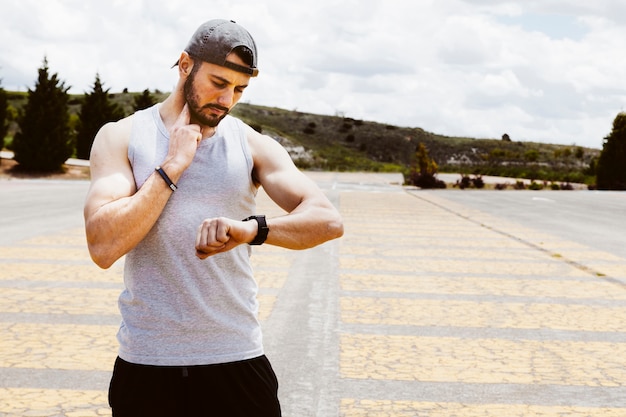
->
[2, 0, 626, 149]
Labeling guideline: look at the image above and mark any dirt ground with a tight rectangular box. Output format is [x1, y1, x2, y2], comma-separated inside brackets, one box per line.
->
[0, 158, 91, 181]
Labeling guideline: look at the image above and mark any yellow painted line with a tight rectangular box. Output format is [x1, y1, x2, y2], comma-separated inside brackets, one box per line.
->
[340, 258, 589, 276]
[0, 388, 109, 417]
[340, 399, 626, 417]
[257, 294, 277, 321]
[0, 247, 91, 261]
[0, 323, 118, 371]
[341, 297, 626, 332]
[340, 334, 626, 386]
[340, 273, 625, 299]
[0, 263, 123, 283]
[0, 288, 120, 315]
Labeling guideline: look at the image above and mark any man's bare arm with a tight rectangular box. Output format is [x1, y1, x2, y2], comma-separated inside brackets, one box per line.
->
[249, 128, 343, 249]
[194, 130, 343, 258]
[84, 105, 202, 268]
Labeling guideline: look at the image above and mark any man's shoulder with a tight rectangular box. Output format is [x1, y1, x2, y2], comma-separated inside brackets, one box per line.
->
[93, 112, 138, 153]
[102, 112, 136, 134]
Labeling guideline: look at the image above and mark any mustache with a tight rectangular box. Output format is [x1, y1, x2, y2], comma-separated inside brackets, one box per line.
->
[202, 103, 230, 113]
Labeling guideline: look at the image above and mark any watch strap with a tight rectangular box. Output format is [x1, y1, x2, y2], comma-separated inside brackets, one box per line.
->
[243, 215, 269, 245]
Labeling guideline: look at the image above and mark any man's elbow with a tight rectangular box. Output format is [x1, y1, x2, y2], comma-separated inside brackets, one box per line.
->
[86, 238, 119, 270]
[323, 212, 343, 241]
[326, 213, 344, 241]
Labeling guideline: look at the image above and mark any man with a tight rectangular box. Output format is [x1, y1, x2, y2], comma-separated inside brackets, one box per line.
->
[84, 19, 343, 416]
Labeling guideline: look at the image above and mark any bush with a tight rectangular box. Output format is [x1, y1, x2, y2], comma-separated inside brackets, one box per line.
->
[406, 172, 446, 189]
[458, 175, 471, 189]
[472, 175, 485, 189]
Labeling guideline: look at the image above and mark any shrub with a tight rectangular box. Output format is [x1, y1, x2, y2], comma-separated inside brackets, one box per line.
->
[406, 172, 446, 189]
[471, 175, 485, 189]
[458, 175, 471, 189]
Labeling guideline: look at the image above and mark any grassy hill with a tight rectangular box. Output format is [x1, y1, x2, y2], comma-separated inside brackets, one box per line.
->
[4, 90, 600, 185]
[230, 103, 599, 185]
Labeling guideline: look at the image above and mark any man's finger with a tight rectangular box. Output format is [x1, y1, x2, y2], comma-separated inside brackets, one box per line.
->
[174, 103, 191, 127]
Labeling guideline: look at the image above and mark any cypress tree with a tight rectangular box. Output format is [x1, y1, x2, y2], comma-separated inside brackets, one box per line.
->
[75, 74, 124, 160]
[596, 112, 626, 190]
[13, 57, 73, 171]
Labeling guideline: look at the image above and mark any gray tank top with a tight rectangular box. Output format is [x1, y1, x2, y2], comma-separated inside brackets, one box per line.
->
[118, 104, 263, 366]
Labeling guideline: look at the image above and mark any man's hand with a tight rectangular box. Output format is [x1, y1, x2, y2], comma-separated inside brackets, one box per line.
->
[195, 217, 258, 259]
[165, 104, 203, 172]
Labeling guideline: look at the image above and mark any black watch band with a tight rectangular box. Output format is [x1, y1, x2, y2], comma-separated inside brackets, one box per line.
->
[243, 215, 269, 245]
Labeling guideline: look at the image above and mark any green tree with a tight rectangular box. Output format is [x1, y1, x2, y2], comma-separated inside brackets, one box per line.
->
[75, 74, 124, 159]
[133, 89, 157, 111]
[415, 142, 438, 175]
[406, 143, 445, 188]
[0, 80, 8, 150]
[596, 112, 626, 190]
[13, 57, 73, 171]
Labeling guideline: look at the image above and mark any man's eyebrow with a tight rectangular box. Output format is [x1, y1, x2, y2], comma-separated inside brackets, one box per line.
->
[211, 74, 248, 89]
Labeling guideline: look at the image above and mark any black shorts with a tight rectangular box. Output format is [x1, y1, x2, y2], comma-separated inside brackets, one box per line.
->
[109, 355, 281, 417]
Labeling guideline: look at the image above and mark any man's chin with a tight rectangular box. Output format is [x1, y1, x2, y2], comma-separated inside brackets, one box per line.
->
[192, 111, 226, 128]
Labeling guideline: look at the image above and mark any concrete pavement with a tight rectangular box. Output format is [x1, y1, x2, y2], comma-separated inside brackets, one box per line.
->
[2, 173, 626, 416]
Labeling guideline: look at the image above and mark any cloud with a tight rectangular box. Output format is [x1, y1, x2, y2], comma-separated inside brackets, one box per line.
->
[1, 0, 625, 149]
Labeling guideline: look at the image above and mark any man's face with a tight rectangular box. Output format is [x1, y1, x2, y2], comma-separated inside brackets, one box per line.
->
[183, 53, 251, 128]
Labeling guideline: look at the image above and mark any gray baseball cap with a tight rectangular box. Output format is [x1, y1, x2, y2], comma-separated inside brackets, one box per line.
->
[176, 19, 259, 77]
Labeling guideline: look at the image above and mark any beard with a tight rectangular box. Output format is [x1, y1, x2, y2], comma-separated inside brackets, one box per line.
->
[183, 68, 230, 128]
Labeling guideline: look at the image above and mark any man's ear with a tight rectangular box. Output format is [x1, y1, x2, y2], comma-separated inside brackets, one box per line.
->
[178, 52, 194, 76]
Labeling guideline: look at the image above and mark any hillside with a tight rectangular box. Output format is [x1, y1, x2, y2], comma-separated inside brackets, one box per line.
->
[4, 91, 600, 184]
[230, 103, 599, 184]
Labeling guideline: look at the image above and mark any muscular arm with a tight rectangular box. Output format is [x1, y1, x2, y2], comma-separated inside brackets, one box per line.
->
[249, 128, 344, 249]
[84, 105, 201, 268]
[194, 127, 343, 258]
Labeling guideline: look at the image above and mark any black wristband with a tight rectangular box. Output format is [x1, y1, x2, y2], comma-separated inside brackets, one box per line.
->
[243, 215, 269, 245]
[155, 166, 177, 191]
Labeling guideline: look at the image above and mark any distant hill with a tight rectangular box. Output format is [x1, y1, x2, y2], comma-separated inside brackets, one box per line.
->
[4, 90, 600, 184]
[230, 103, 599, 184]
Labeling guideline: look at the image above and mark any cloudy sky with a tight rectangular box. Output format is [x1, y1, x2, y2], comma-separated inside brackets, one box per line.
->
[2, 0, 626, 149]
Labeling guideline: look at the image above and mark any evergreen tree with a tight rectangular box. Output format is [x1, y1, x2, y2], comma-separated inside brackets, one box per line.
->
[0, 80, 8, 150]
[133, 89, 157, 112]
[13, 57, 73, 171]
[596, 112, 626, 190]
[75, 74, 124, 159]
[406, 143, 446, 188]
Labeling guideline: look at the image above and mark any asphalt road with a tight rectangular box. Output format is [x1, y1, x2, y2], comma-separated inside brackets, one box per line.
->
[3, 178, 623, 256]
[419, 189, 626, 260]
[3, 175, 626, 416]
[0, 179, 90, 245]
